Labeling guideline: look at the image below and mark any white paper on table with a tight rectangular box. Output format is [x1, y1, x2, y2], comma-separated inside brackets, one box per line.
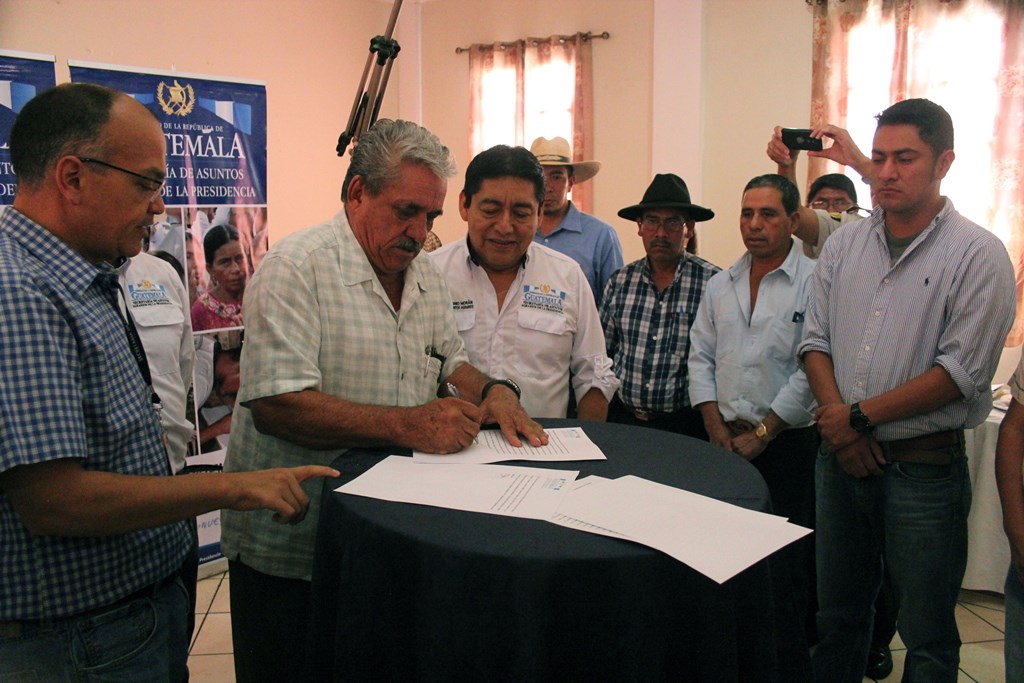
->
[336, 455, 578, 520]
[549, 476, 632, 540]
[412, 427, 606, 464]
[556, 475, 812, 583]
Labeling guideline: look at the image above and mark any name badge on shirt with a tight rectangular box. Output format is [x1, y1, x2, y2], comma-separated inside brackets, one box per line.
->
[128, 280, 172, 309]
[522, 283, 566, 314]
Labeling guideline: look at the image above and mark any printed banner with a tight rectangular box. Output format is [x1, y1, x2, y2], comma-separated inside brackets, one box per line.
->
[69, 61, 267, 206]
[71, 63, 270, 566]
[0, 50, 57, 206]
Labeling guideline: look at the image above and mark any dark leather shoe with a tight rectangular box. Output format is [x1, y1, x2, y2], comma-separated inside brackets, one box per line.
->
[865, 643, 894, 680]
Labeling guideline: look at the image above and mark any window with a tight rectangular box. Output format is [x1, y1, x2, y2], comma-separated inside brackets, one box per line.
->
[842, 2, 1006, 239]
[467, 33, 596, 212]
[809, 0, 1024, 341]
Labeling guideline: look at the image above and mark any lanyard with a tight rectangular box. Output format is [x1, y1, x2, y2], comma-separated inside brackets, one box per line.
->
[100, 272, 163, 410]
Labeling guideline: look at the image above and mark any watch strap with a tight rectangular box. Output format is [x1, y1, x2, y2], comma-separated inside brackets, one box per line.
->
[849, 402, 874, 434]
[481, 378, 521, 401]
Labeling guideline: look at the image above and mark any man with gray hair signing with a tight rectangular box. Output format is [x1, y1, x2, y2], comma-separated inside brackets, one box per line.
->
[221, 119, 546, 682]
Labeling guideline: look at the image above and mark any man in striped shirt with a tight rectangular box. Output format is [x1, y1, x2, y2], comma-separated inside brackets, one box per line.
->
[798, 98, 1015, 683]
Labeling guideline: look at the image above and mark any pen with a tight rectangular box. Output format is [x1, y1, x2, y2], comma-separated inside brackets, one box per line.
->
[444, 382, 478, 444]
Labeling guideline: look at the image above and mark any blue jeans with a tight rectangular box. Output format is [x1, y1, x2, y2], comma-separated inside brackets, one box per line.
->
[812, 446, 970, 683]
[1007, 566, 1024, 682]
[0, 576, 189, 682]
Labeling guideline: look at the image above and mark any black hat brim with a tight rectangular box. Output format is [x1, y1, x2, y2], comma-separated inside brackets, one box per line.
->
[618, 201, 715, 223]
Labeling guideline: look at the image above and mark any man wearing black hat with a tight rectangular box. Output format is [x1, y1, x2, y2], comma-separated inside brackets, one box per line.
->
[598, 174, 719, 437]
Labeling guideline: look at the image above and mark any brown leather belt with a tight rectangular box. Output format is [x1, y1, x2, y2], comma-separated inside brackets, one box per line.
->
[881, 429, 964, 466]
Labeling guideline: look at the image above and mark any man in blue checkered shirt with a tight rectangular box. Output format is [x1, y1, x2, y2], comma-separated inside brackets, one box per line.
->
[0, 83, 337, 682]
[599, 174, 720, 438]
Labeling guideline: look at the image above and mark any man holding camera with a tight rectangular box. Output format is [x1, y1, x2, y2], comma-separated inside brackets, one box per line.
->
[767, 124, 873, 258]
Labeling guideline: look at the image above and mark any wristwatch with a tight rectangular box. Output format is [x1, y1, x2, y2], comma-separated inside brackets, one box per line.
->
[849, 402, 874, 434]
[754, 422, 773, 443]
[481, 378, 522, 401]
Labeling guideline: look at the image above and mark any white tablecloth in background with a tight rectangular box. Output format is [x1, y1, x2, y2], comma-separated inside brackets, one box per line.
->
[963, 410, 1010, 593]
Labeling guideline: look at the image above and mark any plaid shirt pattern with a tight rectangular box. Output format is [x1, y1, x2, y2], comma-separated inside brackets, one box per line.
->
[0, 208, 190, 620]
[600, 255, 720, 413]
[221, 210, 469, 580]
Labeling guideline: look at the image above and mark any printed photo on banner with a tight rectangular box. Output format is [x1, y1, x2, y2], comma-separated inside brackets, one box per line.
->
[0, 50, 57, 206]
[160, 205, 268, 333]
[191, 329, 242, 457]
[69, 63, 270, 566]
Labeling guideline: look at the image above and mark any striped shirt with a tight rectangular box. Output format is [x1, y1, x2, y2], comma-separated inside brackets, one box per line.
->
[0, 208, 191, 620]
[798, 199, 1015, 441]
[600, 254, 721, 413]
[221, 210, 469, 580]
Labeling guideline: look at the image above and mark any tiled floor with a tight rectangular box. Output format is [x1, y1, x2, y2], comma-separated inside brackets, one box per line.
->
[186, 569, 1007, 682]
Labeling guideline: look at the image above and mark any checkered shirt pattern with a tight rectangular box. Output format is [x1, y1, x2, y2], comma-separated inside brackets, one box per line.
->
[600, 254, 721, 414]
[220, 210, 469, 580]
[0, 208, 191, 620]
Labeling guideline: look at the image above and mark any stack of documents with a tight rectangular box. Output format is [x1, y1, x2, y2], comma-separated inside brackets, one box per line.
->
[336, 427, 811, 583]
[553, 476, 810, 583]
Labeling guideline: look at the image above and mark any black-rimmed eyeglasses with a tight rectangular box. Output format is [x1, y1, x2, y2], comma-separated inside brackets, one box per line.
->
[77, 156, 165, 201]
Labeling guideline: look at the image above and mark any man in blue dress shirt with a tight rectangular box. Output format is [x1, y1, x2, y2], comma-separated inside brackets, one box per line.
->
[529, 136, 623, 306]
[688, 174, 818, 678]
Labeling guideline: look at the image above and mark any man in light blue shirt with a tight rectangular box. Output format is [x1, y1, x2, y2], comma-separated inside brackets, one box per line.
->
[529, 137, 623, 306]
[799, 99, 1015, 683]
[688, 174, 817, 677]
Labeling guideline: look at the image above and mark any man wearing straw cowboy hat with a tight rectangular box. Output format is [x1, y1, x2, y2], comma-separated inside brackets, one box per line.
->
[529, 136, 623, 306]
[599, 173, 719, 438]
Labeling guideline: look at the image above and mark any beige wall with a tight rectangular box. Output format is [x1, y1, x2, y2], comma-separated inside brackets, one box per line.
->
[699, 0, 813, 267]
[0, 0, 390, 234]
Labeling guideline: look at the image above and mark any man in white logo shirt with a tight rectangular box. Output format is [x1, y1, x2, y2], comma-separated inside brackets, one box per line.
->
[431, 145, 619, 419]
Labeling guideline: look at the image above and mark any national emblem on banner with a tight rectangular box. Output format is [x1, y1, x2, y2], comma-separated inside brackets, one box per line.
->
[157, 79, 195, 116]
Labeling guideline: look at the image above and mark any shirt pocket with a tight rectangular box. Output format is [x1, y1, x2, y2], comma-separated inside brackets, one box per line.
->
[454, 308, 476, 332]
[764, 309, 804, 363]
[516, 308, 569, 378]
[130, 304, 185, 376]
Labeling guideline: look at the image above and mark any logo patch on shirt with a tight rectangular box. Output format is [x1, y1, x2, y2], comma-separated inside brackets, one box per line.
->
[128, 280, 172, 308]
[522, 284, 566, 313]
[452, 299, 475, 311]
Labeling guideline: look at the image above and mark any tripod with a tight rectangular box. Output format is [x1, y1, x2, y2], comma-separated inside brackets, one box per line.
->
[336, 0, 404, 156]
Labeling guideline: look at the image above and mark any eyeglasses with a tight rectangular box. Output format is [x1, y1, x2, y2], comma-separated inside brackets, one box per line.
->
[809, 197, 854, 212]
[639, 215, 688, 234]
[77, 156, 165, 202]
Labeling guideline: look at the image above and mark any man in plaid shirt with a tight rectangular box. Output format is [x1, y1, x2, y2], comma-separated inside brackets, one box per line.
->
[599, 174, 719, 438]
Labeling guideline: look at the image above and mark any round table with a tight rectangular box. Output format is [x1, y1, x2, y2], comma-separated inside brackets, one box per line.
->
[309, 419, 799, 681]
